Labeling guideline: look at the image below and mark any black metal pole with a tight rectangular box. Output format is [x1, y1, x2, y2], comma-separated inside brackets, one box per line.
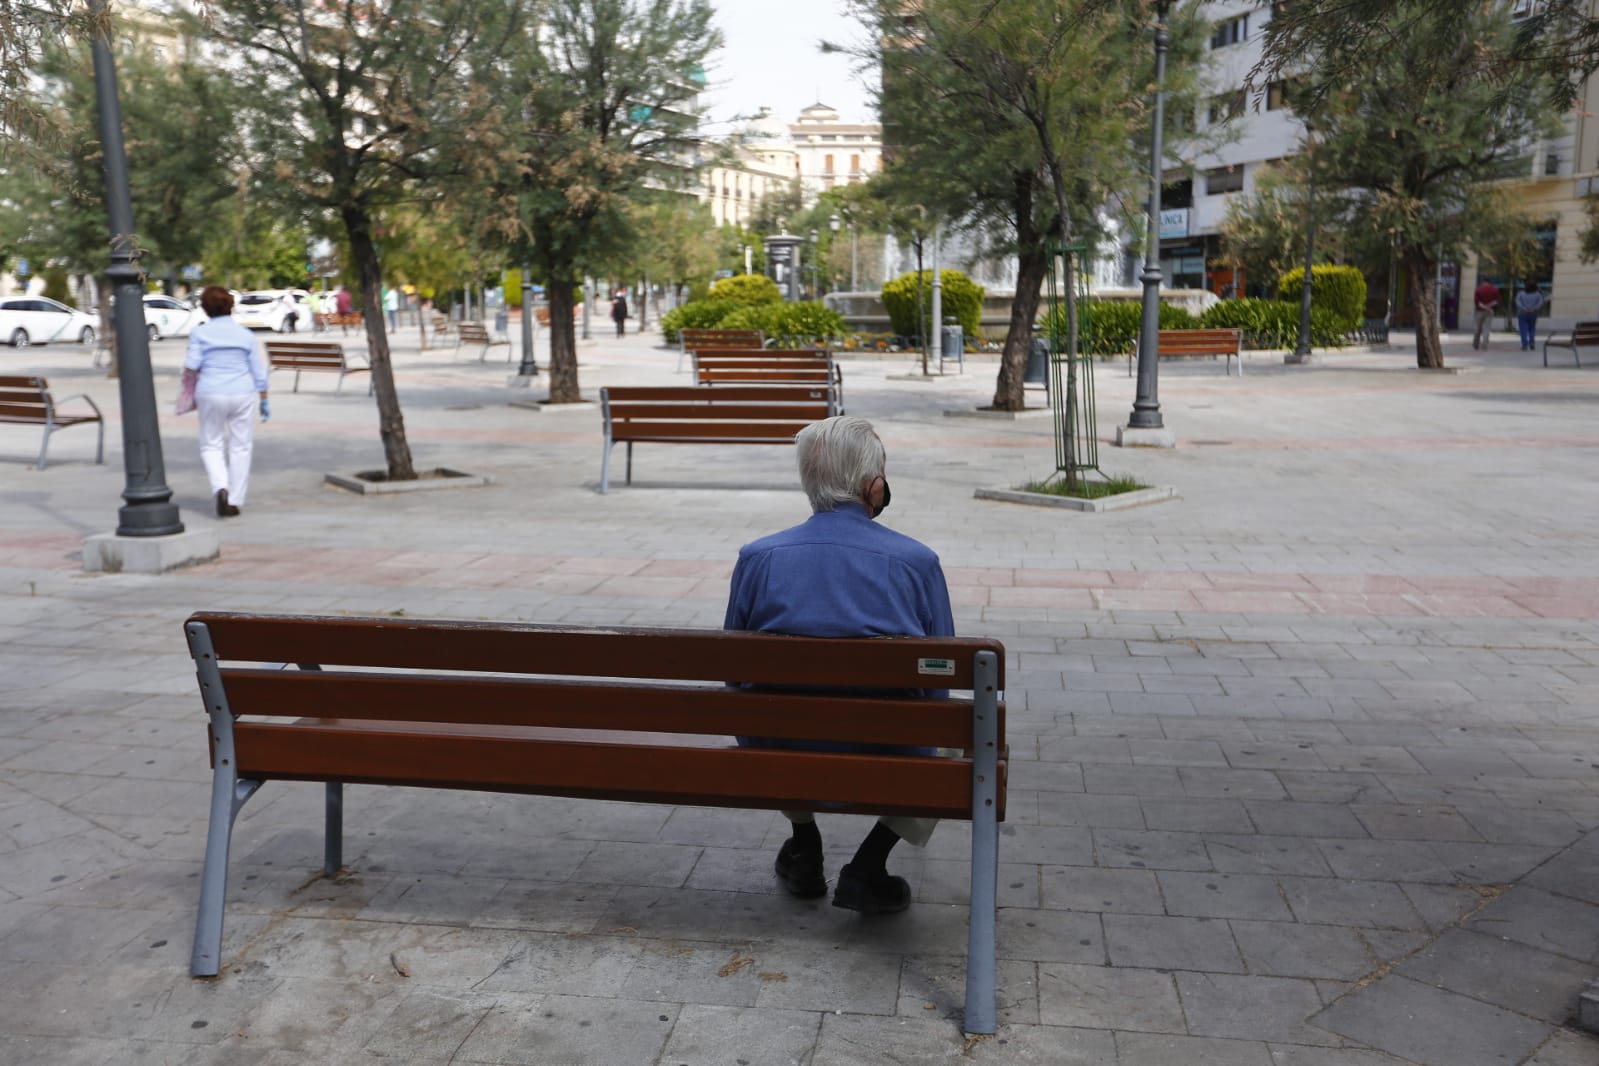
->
[90, 0, 183, 537]
[517, 262, 538, 376]
[1128, 0, 1170, 430]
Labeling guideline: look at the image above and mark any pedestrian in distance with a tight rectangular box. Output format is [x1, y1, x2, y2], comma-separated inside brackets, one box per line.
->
[334, 285, 353, 334]
[383, 285, 399, 331]
[611, 289, 628, 337]
[1472, 279, 1499, 350]
[1515, 280, 1544, 351]
[183, 285, 270, 518]
[724, 415, 955, 915]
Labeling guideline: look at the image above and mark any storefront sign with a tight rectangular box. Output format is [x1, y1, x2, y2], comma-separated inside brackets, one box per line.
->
[1158, 209, 1189, 240]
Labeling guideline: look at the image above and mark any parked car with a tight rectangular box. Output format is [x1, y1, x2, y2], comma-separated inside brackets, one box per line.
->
[234, 289, 312, 332]
[0, 295, 97, 348]
[142, 293, 204, 340]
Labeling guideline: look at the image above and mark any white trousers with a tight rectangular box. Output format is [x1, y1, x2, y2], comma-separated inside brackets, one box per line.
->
[196, 393, 256, 506]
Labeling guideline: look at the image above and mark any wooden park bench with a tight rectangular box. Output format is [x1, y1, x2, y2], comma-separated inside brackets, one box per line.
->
[598, 384, 835, 494]
[678, 327, 767, 372]
[691, 348, 846, 412]
[456, 321, 512, 363]
[0, 375, 103, 470]
[429, 312, 453, 336]
[1125, 328, 1244, 377]
[183, 611, 1008, 1033]
[265, 340, 371, 395]
[1543, 322, 1599, 368]
[314, 311, 362, 330]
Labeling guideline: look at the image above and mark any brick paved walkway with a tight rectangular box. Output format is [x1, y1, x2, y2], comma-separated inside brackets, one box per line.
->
[1, 323, 1596, 1064]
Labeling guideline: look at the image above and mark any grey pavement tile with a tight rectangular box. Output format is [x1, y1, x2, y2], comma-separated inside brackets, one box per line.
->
[1127, 739, 1228, 767]
[1314, 839, 1457, 883]
[1158, 871, 1293, 921]
[1230, 919, 1376, 980]
[991, 824, 1094, 865]
[655, 806, 775, 849]
[1107, 692, 1200, 716]
[1398, 882, 1491, 931]
[1456, 805, 1585, 847]
[1040, 866, 1165, 915]
[656, 1004, 822, 1066]
[617, 940, 765, 1007]
[749, 944, 903, 1014]
[1179, 767, 1288, 800]
[1221, 742, 1328, 771]
[454, 993, 677, 1066]
[570, 840, 703, 888]
[1427, 842, 1560, 883]
[1268, 1048, 1417, 1066]
[1311, 975, 1551, 1066]
[1140, 798, 1253, 834]
[1081, 764, 1186, 798]
[1114, 1032, 1274, 1066]
[898, 955, 1040, 1025]
[361, 987, 498, 1060]
[1349, 804, 1483, 843]
[1037, 962, 1183, 1032]
[1524, 846, 1599, 905]
[1245, 802, 1368, 839]
[1522, 1029, 1599, 1066]
[0, 902, 168, 964]
[1176, 972, 1336, 1045]
[997, 907, 1103, 964]
[1278, 878, 1426, 930]
[1466, 885, 1599, 962]
[1009, 760, 1088, 794]
[1395, 927, 1597, 1024]
[918, 859, 1039, 908]
[1038, 735, 1132, 764]
[1207, 835, 1334, 877]
[1035, 793, 1146, 829]
[1102, 913, 1244, 973]
[1274, 771, 1393, 805]
[1094, 828, 1212, 871]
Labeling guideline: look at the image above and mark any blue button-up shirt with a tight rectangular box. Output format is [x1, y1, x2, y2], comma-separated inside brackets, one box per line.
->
[724, 503, 955, 640]
[724, 503, 955, 756]
[184, 316, 267, 397]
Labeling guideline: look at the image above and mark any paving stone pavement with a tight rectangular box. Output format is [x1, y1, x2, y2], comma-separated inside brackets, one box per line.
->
[2, 322, 1598, 1064]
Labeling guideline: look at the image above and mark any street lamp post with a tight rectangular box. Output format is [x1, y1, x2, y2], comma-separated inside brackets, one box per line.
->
[1288, 136, 1317, 364]
[808, 228, 819, 298]
[90, 0, 183, 538]
[516, 261, 538, 378]
[1121, 0, 1175, 447]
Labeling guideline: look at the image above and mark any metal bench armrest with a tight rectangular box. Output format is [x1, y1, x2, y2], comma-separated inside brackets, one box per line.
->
[52, 393, 103, 418]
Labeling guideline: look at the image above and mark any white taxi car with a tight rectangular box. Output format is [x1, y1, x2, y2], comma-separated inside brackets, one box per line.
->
[142, 293, 205, 340]
[234, 289, 312, 332]
[0, 295, 98, 347]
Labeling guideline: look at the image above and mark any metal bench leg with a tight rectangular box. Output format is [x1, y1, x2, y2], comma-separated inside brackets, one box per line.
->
[964, 649, 1001, 1035]
[324, 782, 343, 876]
[626, 442, 633, 485]
[94, 418, 104, 464]
[335, 370, 345, 396]
[293, 370, 302, 393]
[36, 424, 51, 471]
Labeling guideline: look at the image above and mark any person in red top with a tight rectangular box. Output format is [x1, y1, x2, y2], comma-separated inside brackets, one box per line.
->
[1472, 280, 1500, 350]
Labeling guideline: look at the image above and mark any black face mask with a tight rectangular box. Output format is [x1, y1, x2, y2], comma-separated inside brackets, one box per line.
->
[870, 477, 891, 518]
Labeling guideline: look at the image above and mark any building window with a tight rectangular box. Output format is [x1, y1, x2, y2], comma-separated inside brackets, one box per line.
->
[1266, 81, 1289, 111]
[824, 153, 834, 175]
[1511, 0, 1547, 19]
[1210, 15, 1247, 48]
[1205, 165, 1244, 195]
[850, 154, 860, 175]
[1207, 91, 1246, 125]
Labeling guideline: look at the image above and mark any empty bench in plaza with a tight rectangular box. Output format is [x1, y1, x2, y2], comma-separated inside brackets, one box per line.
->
[0, 375, 103, 469]
[678, 327, 766, 371]
[1544, 322, 1599, 368]
[183, 611, 1008, 1033]
[598, 384, 835, 493]
[264, 340, 371, 394]
[1126, 328, 1244, 377]
[456, 321, 511, 363]
[691, 348, 845, 410]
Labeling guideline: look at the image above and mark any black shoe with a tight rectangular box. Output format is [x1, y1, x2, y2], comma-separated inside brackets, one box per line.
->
[774, 839, 827, 899]
[831, 862, 911, 914]
[215, 489, 240, 518]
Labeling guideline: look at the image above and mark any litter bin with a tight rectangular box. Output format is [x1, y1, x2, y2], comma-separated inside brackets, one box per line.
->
[1023, 334, 1049, 385]
[494, 309, 509, 334]
[940, 321, 964, 368]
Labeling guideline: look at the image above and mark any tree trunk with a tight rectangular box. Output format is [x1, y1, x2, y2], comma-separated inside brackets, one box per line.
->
[1404, 248, 1445, 369]
[343, 204, 417, 480]
[993, 244, 1047, 411]
[547, 279, 581, 403]
[97, 286, 119, 379]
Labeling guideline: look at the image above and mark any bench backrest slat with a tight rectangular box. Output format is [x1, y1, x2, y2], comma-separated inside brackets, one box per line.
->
[681, 329, 764, 349]
[190, 612, 1004, 691]
[233, 722, 978, 815]
[220, 669, 989, 748]
[606, 385, 828, 404]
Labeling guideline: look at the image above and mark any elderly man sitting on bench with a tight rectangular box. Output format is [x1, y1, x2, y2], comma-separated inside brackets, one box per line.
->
[724, 415, 955, 915]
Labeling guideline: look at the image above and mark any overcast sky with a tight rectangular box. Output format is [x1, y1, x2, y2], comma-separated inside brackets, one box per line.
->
[700, 0, 878, 133]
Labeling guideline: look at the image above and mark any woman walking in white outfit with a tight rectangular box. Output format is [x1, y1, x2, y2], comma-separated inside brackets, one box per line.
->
[184, 285, 269, 517]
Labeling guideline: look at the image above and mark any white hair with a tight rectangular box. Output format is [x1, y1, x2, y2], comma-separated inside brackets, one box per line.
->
[795, 415, 885, 513]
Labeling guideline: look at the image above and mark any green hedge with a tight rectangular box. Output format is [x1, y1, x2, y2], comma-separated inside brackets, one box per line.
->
[717, 301, 847, 346]
[1042, 299, 1198, 355]
[880, 269, 984, 339]
[660, 299, 738, 343]
[1198, 298, 1345, 348]
[707, 273, 781, 307]
[1276, 265, 1367, 333]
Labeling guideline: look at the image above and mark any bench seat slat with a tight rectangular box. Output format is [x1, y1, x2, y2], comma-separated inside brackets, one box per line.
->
[233, 720, 982, 817]
[192, 612, 1005, 690]
[611, 403, 830, 421]
[607, 385, 827, 402]
[220, 668, 993, 748]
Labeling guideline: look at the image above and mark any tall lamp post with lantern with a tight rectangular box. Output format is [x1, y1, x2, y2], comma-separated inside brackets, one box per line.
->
[1119, 0, 1176, 448]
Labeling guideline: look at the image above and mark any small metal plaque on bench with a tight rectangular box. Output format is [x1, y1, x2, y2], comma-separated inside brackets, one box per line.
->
[918, 657, 956, 676]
